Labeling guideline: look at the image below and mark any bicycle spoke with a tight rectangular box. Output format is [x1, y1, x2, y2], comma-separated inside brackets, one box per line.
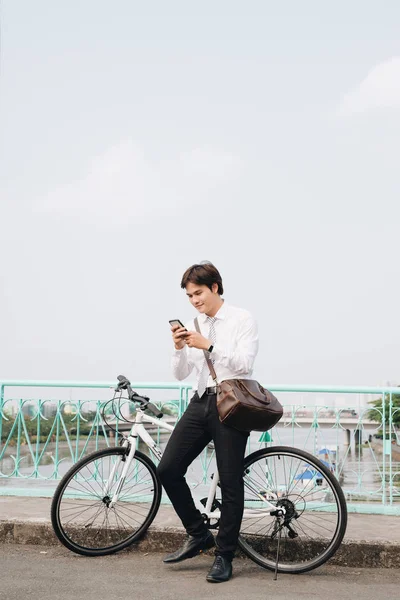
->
[60, 500, 103, 522]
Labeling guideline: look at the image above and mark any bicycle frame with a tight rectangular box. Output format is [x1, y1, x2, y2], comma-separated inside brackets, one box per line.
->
[108, 407, 284, 517]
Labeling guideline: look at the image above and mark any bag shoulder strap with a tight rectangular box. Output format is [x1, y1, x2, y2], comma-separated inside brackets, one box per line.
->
[194, 317, 218, 384]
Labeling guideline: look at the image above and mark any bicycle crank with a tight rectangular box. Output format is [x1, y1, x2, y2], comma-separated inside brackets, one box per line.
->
[200, 497, 222, 530]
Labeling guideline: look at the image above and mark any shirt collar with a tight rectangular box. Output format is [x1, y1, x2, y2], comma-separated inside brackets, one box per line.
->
[198, 301, 227, 323]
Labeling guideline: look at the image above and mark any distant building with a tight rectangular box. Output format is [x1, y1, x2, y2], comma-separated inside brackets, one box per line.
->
[62, 402, 77, 416]
[42, 403, 57, 418]
[21, 403, 36, 418]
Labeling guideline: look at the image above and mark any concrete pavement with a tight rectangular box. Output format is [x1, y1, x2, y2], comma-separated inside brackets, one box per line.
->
[0, 495, 400, 568]
[1, 544, 400, 600]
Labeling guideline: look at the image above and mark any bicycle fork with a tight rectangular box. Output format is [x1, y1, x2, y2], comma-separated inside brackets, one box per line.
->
[105, 440, 137, 508]
[106, 426, 163, 508]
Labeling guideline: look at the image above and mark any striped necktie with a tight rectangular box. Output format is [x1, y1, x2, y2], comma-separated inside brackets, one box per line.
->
[197, 316, 216, 398]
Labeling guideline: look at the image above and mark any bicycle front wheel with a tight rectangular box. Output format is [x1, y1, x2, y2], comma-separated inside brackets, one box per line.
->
[51, 447, 161, 556]
[239, 446, 347, 574]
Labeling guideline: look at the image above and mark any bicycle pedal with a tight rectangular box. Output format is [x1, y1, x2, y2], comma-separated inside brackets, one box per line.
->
[200, 498, 221, 511]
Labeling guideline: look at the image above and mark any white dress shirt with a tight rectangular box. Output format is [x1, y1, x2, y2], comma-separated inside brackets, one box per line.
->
[171, 302, 259, 392]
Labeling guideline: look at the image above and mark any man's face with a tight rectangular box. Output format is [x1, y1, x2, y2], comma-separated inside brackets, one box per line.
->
[185, 282, 218, 314]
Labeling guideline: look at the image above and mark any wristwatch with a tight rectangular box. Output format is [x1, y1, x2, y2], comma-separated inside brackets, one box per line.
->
[207, 344, 214, 353]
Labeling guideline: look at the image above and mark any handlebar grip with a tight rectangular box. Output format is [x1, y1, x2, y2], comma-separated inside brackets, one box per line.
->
[117, 375, 131, 389]
[147, 402, 163, 419]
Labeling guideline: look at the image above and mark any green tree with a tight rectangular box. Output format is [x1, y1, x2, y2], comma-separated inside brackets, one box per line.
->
[367, 391, 400, 428]
[0, 409, 96, 443]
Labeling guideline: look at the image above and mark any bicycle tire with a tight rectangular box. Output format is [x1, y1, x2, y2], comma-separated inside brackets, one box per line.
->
[238, 446, 347, 574]
[51, 447, 161, 556]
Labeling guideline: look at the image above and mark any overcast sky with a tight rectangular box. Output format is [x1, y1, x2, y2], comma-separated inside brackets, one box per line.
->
[0, 1, 399, 394]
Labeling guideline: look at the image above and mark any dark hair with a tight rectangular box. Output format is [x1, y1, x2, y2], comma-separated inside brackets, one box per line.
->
[181, 262, 224, 295]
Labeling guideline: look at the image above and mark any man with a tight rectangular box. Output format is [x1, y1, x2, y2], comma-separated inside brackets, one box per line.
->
[157, 262, 259, 583]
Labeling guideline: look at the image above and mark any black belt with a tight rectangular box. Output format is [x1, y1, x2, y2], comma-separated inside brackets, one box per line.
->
[205, 386, 217, 395]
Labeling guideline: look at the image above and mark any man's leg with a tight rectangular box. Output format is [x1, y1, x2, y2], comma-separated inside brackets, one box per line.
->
[208, 396, 249, 561]
[157, 394, 212, 537]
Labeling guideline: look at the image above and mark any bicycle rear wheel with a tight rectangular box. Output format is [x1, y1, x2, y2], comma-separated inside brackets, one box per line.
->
[238, 446, 347, 573]
[51, 447, 161, 556]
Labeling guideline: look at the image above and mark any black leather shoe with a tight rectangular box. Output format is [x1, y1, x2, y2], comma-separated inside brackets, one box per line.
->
[206, 555, 232, 583]
[163, 531, 215, 564]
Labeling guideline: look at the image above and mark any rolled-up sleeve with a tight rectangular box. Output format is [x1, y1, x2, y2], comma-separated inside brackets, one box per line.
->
[171, 347, 195, 381]
[211, 314, 259, 376]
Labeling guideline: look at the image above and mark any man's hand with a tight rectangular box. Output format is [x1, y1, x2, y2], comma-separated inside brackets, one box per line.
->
[184, 331, 211, 350]
[171, 325, 188, 350]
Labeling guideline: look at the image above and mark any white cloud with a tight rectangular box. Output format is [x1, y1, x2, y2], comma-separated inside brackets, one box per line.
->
[338, 56, 400, 116]
[38, 141, 242, 225]
[179, 147, 242, 178]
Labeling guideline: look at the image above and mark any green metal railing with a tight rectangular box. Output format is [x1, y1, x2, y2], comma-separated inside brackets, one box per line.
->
[0, 380, 399, 514]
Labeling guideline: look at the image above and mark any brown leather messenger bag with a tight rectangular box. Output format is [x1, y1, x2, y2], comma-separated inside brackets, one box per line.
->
[194, 318, 283, 432]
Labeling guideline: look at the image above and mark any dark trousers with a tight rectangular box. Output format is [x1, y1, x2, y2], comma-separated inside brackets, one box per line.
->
[157, 392, 249, 560]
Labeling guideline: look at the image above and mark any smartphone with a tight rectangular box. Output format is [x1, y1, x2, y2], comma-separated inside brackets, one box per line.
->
[169, 319, 187, 330]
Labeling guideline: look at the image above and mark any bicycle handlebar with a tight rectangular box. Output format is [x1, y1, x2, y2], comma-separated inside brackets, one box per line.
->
[146, 402, 164, 419]
[116, 375, 163, 419]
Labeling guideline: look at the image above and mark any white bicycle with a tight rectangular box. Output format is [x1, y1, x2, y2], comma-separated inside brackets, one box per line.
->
[51, 375, 347, 574]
